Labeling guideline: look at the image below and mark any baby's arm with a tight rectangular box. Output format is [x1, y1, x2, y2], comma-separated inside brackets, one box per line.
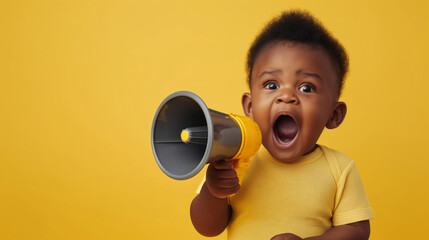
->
[271, 220, 370, 240]
[190, 160, 240, 237]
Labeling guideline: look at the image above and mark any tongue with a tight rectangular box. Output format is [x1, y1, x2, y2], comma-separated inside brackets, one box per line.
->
[275, 116, 298, 142]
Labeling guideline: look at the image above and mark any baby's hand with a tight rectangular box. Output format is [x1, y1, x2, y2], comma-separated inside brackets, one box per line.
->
[206, 160, 240, 199]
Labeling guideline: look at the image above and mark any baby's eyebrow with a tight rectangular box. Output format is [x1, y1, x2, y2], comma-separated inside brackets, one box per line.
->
[298, 71, 323, 82]
[258, 70, 282, 78]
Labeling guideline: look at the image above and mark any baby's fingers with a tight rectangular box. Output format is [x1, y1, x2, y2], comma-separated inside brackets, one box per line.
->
[208, 183, 240, 199]
[212, 160, 233, 170]
[210, 160, 237, 179]
[216, 177, 239, 188]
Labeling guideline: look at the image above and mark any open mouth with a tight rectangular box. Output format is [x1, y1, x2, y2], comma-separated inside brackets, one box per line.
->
[273, 115, 298, 144]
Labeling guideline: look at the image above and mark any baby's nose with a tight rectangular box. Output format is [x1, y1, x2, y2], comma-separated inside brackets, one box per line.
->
[276, 89, 298, 104]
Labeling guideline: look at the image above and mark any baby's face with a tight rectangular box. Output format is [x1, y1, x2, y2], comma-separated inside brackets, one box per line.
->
[242, 41, 341, 163]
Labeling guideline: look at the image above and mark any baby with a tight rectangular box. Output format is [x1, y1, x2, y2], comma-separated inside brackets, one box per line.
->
[190, 10, 374, 240]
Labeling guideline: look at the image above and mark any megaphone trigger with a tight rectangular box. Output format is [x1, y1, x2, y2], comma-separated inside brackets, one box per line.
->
[227, 158, 250, 185]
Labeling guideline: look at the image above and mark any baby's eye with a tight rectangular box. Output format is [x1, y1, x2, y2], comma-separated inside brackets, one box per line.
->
[299, 84, 316, 93]
[264, 82, 279, 90]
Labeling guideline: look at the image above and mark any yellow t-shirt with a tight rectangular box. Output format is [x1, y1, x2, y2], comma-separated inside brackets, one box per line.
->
[227, 145, 374, 239]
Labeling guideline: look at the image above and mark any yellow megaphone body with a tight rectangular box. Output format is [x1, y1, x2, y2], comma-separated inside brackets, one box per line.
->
[151, 91, 261, 184]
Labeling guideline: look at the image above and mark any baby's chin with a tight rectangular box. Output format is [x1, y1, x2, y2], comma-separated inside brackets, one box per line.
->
[263, 143, 303, 163]
[264, 140, 319, 164]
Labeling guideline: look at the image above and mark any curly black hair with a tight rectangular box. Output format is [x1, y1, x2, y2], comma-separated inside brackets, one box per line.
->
[246, 10, 349, 96]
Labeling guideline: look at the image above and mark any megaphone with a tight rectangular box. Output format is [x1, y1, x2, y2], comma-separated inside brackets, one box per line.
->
[151, 91, 261, 183]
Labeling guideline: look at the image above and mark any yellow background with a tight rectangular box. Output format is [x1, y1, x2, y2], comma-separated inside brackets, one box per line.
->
[1, 0, 428, 239]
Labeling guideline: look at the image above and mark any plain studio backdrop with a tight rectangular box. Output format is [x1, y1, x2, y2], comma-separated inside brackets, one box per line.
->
[1, 0, 428, 239]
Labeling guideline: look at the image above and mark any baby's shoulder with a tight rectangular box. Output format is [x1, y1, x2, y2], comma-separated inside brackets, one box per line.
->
[319, 145, 354, 172]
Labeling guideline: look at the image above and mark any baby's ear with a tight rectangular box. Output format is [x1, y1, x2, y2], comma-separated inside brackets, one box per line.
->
[326, 102, 347, 129]
[241, 93, 253, 118]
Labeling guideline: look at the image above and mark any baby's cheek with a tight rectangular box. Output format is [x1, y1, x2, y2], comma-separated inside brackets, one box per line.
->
[260, 124, 272, 144]
[253, 116, 269, 134]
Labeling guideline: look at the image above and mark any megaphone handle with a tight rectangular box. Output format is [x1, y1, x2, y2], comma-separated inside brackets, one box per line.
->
[227, 158, 250, 185]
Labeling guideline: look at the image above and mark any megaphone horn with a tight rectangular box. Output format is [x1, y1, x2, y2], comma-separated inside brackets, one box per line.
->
[151, 91, 261, 182]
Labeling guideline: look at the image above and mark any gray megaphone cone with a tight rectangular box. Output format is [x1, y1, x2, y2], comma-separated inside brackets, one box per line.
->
[151, 91, 246, 180]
